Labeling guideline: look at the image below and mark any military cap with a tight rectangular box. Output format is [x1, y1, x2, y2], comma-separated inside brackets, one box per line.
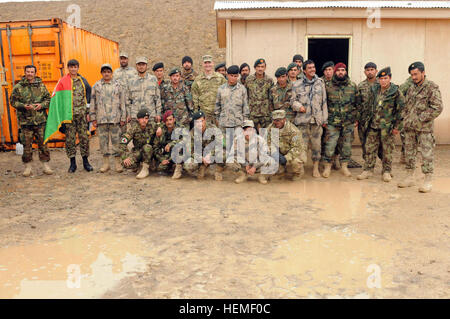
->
[293, 54, 304, 63]
[227, 65, 239, 74]
[334, 62, 347, 72]
[254, 58, 266, 68]
[168, 67, 181, 76]
[322, 61, 335, 71]
[287, 62, 298, 72]
[215, 62, 226, 71]
[182, 56, 193, 65]
[67, 59, 79, 67]
[163, 110, 174, 122]
[192, 110, 205, 120]
[239, 63, 250, 73]
[242, 120, 255, 129]
[202, 55, 213, 63]
[119, 52, 129, 58]
[100, 63, 112, 72]
[152, 62, 164, 71]
[408, 61, 425, 73]
[136, 56, 148, 64]
[137, 109, 150, 119]
[275, 67, 287, 78]
[364, 62, 377, 70]
[272, 110, 286, 120]
[377, 67, 391, 78]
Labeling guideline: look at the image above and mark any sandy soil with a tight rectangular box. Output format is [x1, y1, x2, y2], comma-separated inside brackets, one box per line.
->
[0, 136, 449, 299]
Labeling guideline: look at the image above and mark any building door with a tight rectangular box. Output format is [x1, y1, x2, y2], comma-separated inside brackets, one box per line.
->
[307, 37, 350, 77]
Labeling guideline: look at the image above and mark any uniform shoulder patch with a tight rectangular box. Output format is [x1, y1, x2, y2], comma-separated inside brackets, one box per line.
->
[121, 137, 129, 144]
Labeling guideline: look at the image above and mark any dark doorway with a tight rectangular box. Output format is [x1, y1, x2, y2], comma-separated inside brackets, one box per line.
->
[307, 38, 349, 77]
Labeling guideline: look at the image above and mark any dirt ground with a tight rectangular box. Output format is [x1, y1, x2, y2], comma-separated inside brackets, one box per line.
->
[0, 136, 449, 299]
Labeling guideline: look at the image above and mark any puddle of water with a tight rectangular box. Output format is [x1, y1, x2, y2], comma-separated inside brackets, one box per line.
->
[0, 223, 149, 299]
[251, 228, 396, 298]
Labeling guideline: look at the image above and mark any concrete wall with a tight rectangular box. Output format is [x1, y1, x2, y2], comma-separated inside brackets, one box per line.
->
[228, 18, 449, 143]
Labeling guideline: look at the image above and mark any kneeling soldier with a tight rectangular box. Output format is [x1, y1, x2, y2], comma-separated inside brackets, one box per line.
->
[153, 110, 179, 175]
[119, 109, 162, 179]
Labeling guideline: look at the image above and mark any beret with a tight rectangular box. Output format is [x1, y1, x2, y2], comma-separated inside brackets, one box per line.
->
[152, 62, 164, 72]
[408, 61, 425, 73]
[293, 54, 304, 63]
[287, 62, 298, 72]
[275, 67, 287, 78]
[254, 58, 266, 68]
[377, 67, 391, 78]
[168, 67, 181, 76]
[192, 111, 205, 120]
[227, 65, 239, 74]
[321, 61, 335, 71]
[215, 62, 226, 71]
[137, 109, 150, 119]
[163, 110, 174, 122]
[334, 62, 347, 73]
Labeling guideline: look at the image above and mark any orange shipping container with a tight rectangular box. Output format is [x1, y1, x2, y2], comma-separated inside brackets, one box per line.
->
[0, 18, 119, 150]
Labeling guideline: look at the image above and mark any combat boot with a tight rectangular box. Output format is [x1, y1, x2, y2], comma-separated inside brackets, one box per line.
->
[23, 163, 32, 177]
[214, 165, 223, 181]
[68, 157, 77, 173]
[357, 170, 373, 180]
[382, 172, 392, 182]
[258, 174, 268, 185]
[115, 157, 123, 173]
[82, 156, 93, 172]
[340, 162, 352, 177]
[99, 156, 110, 173]
[398, 169, 415, 188]
[419, 174, 433, 193]
[136, 163, 150, 179]
[197, 164, 207, 179]
[234, 171, 247, 184]
[172, 164, 183, 179]
[312, 161, 321, 178]
[42, 162, 53, 175]
[322, 162, 332, 178]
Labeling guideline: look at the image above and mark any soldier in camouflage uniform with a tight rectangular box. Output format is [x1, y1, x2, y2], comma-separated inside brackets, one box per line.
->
[90, 64, 126, 174]
[320, 61, 334, 165]
[398, 76, 414, 164]
[322, 63, 359, 178]
[160, 67, 193, 128]
[293, 54, 304, 80]
[357, 67, 404, 182]
[180, 56, 198, 92]
[173, 111, 223, 181]
[153, 62, 169, 89]
[239, 63, 250, 85]
[64, 59, 93, 173]
[398, 62, 443, 193]
[10, 65, 53, 177]
[245, 58, 274, 131]
[191, 55, 226, 126]
[119, 109, 162, 179]
[266, 110, 307, 181]
[126, 56, 162, 123]
[269, 67, 294, 122]
[153, 110, 179, 175]
[287, 63, 299, 84]
[291, 60, 328, 178]
[113, 52, 138, 132]
[214, 65, 249, 159]
[215, 62, 227, 78]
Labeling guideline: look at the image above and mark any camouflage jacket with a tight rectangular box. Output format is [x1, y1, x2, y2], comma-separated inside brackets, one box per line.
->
[113, 66, 138, 87]
[10, 77, 51, 126]
[152, 126, 179, 162]
[214, 82, 249, 128]
[266, 120, 307, 164]
[402, 78, 443, 133]
[325, 75, 359, 126]
[230, 134, 273, 169]
[321, 76, 332, 86]
[366, 83, 405, 134]
[357, 78, 378, 125]
[119, 121, 157, 156]
[90, 79, 126, 124]
[72, 76, 90, 115]
[245, 73, 274, 118]
[291, 75, 328, 126]
[399, 77, 413, 97]
[181, 69, 198, 91]
[269, 82, 295, 122]
[191, 72, 226, 116]
[127, 73, 162, 120]
[160, 82, 193, 127]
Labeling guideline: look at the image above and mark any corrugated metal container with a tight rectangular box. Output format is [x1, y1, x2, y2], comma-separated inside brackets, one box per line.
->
[0, 18, 119, 150]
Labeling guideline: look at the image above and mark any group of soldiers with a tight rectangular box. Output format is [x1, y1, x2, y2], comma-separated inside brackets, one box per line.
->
[10, 52, 443, 193]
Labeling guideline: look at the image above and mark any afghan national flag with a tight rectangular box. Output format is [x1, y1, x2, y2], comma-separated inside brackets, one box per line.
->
[44, 74, 73, 144]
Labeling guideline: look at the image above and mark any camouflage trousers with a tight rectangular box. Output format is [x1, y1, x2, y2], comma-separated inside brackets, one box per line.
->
[184, 162, 225, 174]
[250, 116, 271, 132]
[363, 128, 395, 173]
[400, 130, 406, 156]
[358, 124, 368, 161]
[65, 113, 90, 158]
[404, 130, 435, 174]
[21, 124, 50, 163]
[156, 154, 174, 172]
[323, 124, 353, 163]
[97, 123, 121, 157]
[121, 145, 153, 169]
[297, 123, 323, 162]
[283, 157, 303, 176]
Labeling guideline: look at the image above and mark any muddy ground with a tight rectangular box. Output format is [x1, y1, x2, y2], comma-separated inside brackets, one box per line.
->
[0, 136, 449, 299]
